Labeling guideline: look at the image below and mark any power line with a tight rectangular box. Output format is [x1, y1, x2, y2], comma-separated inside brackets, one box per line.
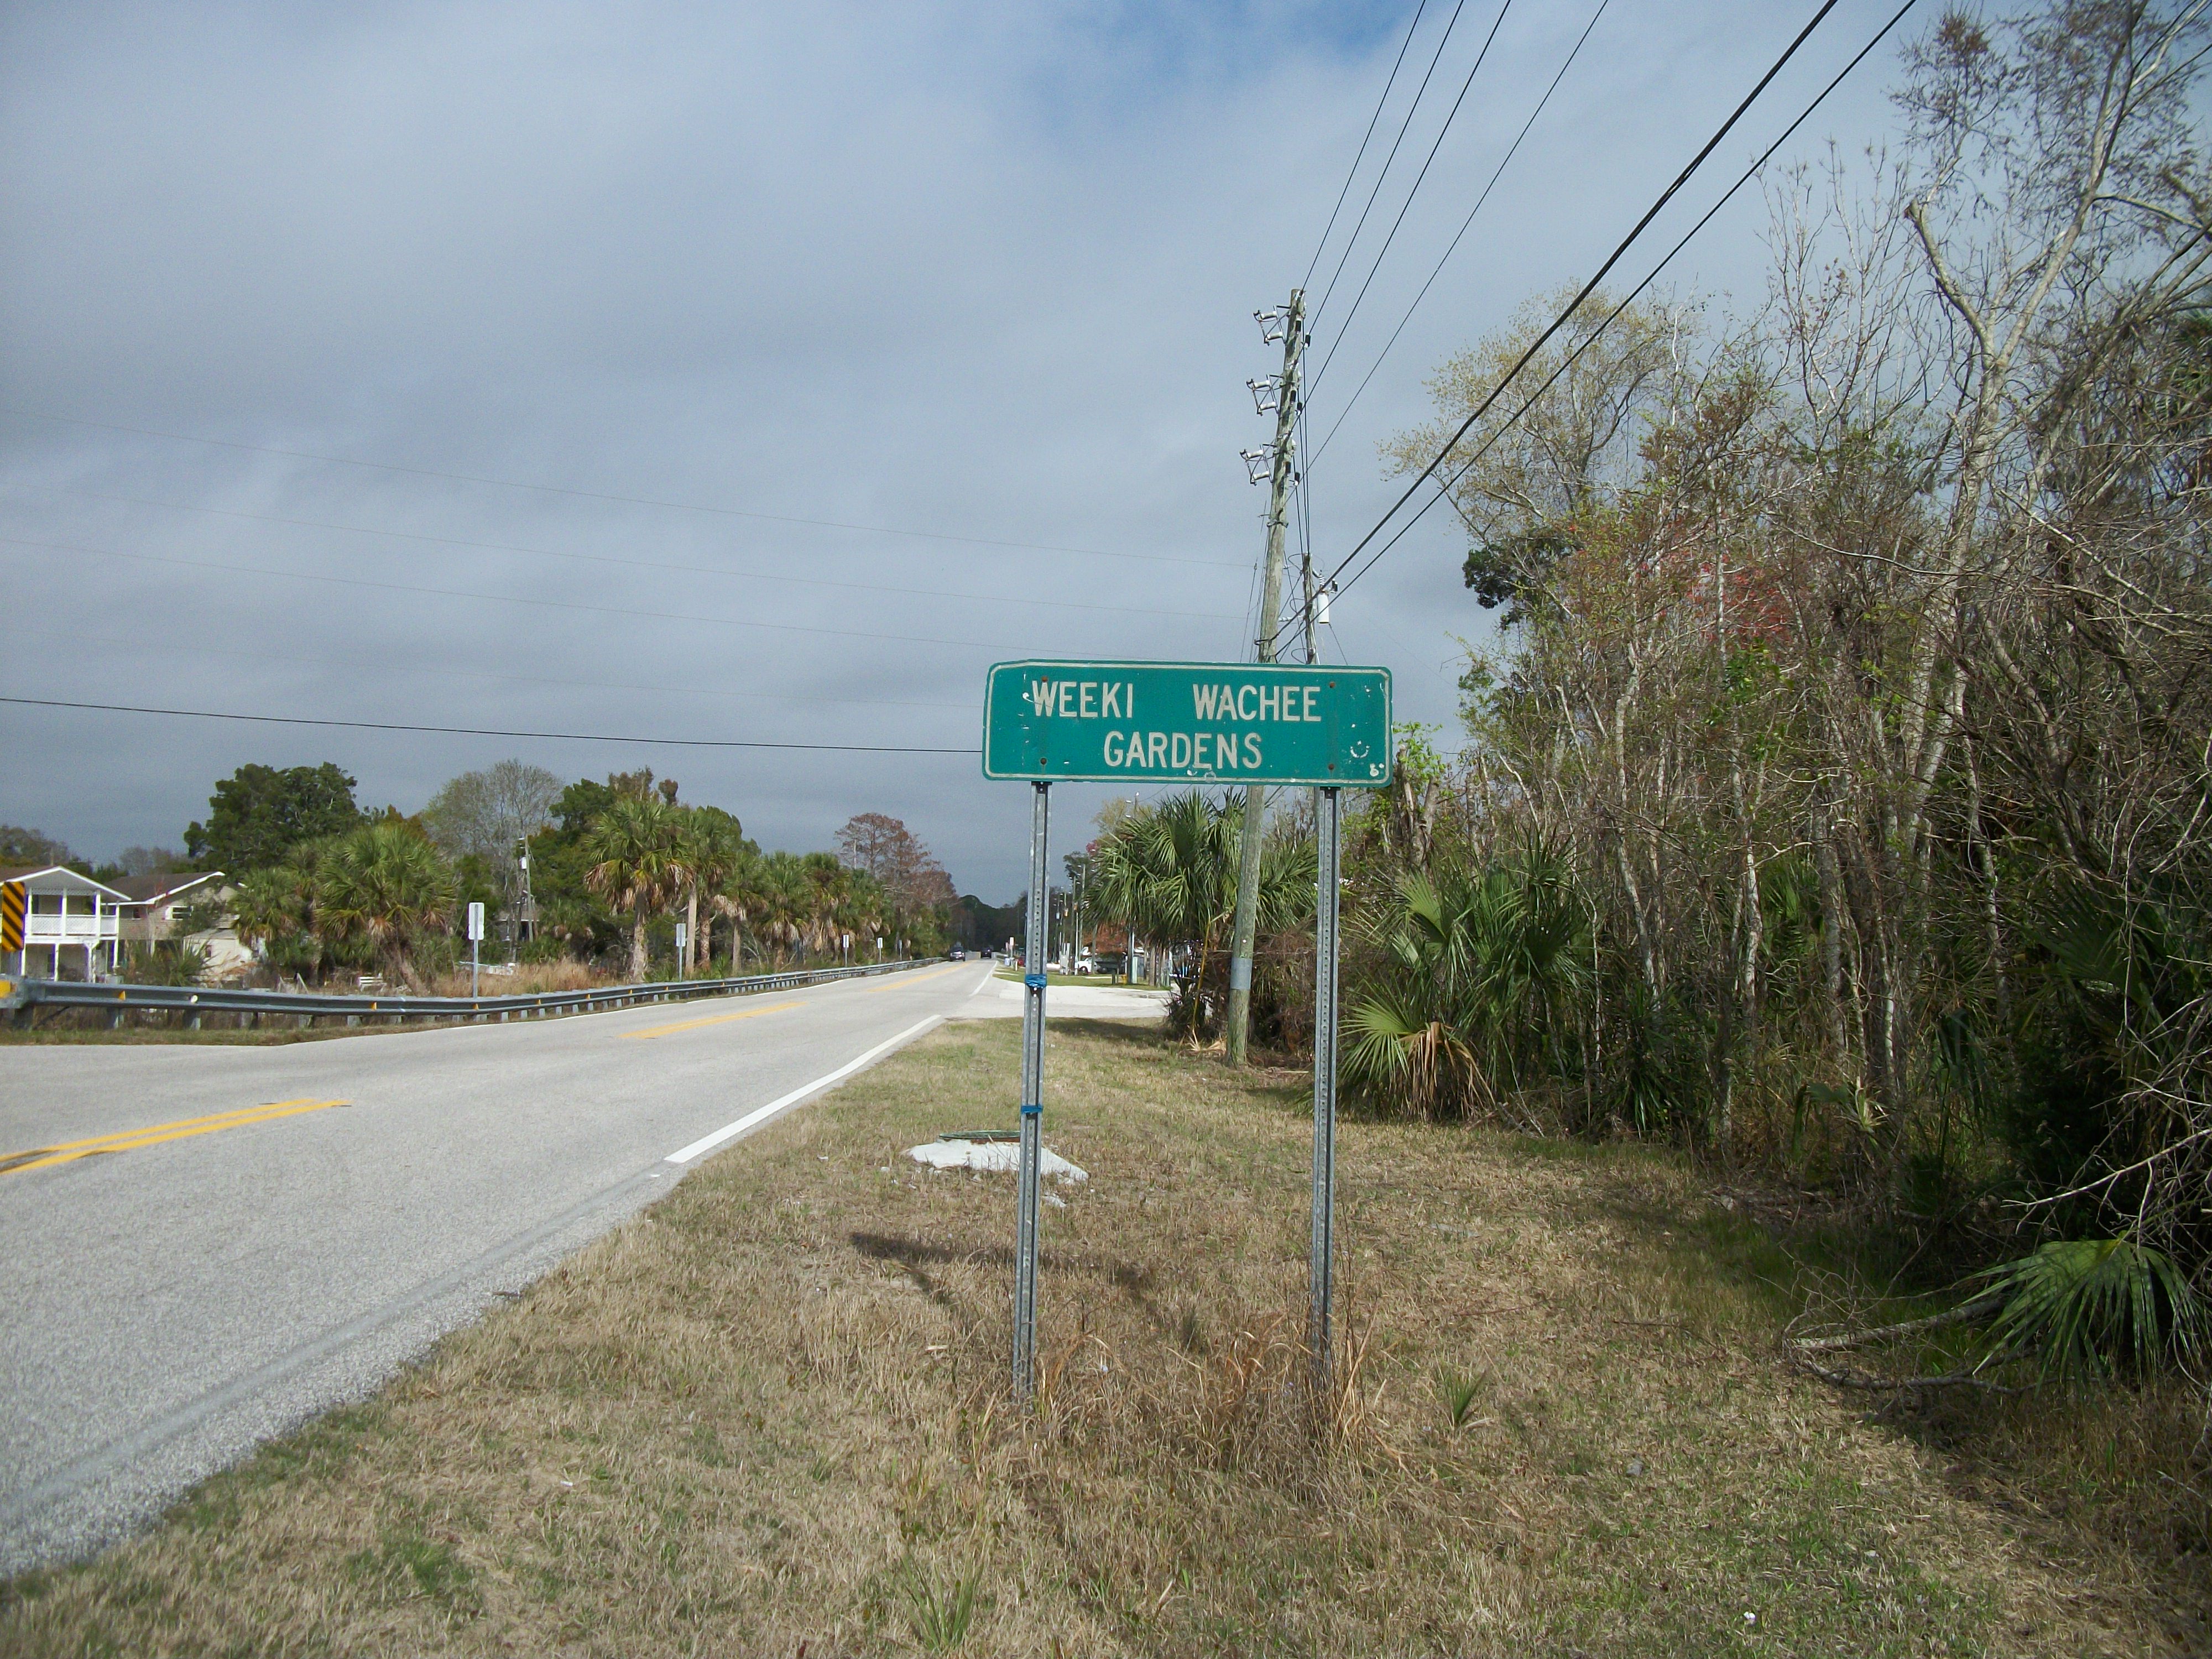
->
[0, 696, 983, 754]
[1307, 0, 1612, 467]
[1318, 0, 1921, 617]
[0, 409, 1242, 570]
[0, 481, 1241, 623]
[0, 533, 997, 650]
[0, 624, 977, 714]
[1303, 0, 1432, 291]
[1309, 0, 1475, 334]
[1303, 0, 1848, 614]
[1303, 0, 1515, 400]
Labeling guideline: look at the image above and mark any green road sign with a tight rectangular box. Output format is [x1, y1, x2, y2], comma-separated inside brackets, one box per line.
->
[983, 659, 1392, 786]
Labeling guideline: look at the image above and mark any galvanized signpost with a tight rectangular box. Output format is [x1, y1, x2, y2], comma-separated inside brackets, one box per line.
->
[467, 900, 486, 998]
[983, 658, 1391, 1399]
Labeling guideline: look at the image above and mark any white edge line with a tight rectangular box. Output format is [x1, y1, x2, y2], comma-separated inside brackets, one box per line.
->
[663, 1014, 945, 1165]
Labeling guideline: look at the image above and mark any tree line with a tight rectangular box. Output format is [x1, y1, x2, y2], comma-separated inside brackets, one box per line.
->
[10, 758, 965, 987]
[1084, 4, 2211, 1381]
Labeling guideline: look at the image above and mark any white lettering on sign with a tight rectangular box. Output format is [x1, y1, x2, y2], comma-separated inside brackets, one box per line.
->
[1022, 672, 1352, 774]
[1030, 679, 1137, 719]
[1188, 682, 1322, 722]
[1101, 730, 1264, 770]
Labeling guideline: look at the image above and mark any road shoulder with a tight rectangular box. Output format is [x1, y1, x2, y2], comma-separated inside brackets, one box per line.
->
[1, 1022, 2183, 1655]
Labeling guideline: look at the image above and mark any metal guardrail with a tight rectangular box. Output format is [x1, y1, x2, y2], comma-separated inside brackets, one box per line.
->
[0, 958, 932, 1030]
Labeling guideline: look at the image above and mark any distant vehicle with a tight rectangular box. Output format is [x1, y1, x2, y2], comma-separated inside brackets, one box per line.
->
[948, 946, 966, 961]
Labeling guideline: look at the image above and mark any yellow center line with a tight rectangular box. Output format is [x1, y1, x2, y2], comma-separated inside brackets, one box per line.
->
[863, 964, 970, 993]
[622, 1000, 802, 1040]
[1, 1098, 350, 1176]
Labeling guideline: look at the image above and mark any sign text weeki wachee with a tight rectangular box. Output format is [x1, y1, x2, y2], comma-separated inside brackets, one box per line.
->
[982, 660, 1392, 787]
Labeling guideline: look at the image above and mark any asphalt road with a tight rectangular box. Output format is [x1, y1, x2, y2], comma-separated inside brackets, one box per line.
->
[0, 959, 1011, 1573]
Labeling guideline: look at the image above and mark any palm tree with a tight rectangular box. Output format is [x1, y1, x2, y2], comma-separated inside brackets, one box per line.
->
[796, 851, 849, 959]
[315, 823, 460, 984]
[1089, 791, 1312, 1038]
[231, 854, 321, 981]
[748, 852, 810, 964]
[581, 795, 693, 980]
[838, 868, 888, 959]
[686, 807, 750, 971]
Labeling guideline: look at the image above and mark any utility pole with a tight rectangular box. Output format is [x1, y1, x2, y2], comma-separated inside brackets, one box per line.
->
[1225, 288, 1305, 1067]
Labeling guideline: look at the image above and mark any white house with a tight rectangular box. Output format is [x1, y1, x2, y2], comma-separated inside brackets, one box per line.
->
[0, 865, 128, 980]
[111, 870, 228, 947]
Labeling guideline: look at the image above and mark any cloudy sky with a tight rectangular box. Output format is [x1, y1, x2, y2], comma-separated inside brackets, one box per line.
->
[1, 0, 1916, 897]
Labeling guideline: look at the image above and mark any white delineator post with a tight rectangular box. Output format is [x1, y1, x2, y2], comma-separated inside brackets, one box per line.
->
[1311, 786, 1342, 1383]
[1013, 780, 1050, 1401]
[467, 900, 486, 999]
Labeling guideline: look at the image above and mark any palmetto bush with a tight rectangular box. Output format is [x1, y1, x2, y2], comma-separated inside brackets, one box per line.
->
[1975, 1238, 2203, 1380]
[1344, 839, 1589, 1126]
[315, 823, 460, 985]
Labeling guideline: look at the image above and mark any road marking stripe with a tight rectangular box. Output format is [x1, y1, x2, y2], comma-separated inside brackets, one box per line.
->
[862, 963, 968, 992]
[7, 1098, 331, 1157]
[664, 1015, 943, 1165]
[621, 1000, 801, 1040]
[1, 1098, 349, 1176]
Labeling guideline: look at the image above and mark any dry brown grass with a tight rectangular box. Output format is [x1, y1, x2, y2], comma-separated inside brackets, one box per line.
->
[2, 1020, 2203, 1656]
[420, 959, 602, 998]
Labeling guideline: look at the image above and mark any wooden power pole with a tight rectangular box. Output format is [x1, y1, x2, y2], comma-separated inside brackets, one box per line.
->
[1225, 289, 1305, 1067]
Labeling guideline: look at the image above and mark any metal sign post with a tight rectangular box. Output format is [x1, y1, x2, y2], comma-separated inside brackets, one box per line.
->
[1311, 786, 1342, 1381]
[674, 920, 688, 978]
[982, 658, 1392, 1406]
[466, 900, 486, 998]
[1013, 780, 1050, 1401]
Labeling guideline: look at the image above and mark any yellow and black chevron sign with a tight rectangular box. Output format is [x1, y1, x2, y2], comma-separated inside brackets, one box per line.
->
[1, 881, 24, 954]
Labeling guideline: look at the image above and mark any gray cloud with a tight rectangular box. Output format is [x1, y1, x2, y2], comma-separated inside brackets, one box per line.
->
[1, 0, 1906, 892]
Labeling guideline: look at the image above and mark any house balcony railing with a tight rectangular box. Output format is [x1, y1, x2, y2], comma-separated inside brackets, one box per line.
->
[22, 915, 119, 943]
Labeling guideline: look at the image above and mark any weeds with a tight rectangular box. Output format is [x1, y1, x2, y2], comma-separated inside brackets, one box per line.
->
[1440, 1369, 1484, 1429]
[896, 1559, 981, 1652]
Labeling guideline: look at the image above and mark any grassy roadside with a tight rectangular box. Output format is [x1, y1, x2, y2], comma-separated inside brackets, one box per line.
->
[2, 1020, 2199, 1655]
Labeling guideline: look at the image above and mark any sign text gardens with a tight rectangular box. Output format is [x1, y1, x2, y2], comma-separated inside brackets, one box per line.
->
[982, 660, 1392, 786]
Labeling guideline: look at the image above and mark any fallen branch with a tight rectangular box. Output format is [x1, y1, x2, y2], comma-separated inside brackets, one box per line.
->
[1790, 1292, 2001, 1355]
[1793, 1353, 2025, 1395]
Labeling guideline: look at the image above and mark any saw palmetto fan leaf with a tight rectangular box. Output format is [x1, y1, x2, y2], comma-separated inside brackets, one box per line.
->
[1975, 1238, 2201, 1379]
